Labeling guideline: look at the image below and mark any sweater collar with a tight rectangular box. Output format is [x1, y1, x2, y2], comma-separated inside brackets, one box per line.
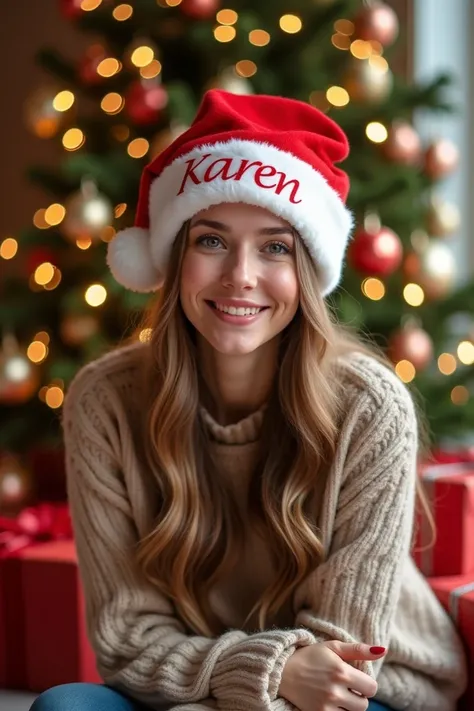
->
[199, 404, 266, 444]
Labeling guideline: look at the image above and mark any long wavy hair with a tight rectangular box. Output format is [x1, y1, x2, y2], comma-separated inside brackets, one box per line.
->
[134, 220, 436, 637]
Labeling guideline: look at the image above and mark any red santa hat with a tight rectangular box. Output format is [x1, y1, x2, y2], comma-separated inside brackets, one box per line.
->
[107, 89, 354, 296]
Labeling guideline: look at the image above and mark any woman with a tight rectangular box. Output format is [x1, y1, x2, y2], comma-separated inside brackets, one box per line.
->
[31, 90, 467, 711]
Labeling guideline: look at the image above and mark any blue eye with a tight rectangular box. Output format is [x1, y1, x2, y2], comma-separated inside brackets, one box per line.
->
[265, 241, 292, 255]
[196, 234, 222, 249]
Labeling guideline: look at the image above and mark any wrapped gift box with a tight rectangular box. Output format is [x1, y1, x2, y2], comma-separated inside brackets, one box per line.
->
[20, 539, 102, 692]
[0, 536, 101, 692]
[413, 463, 474, 577]
[428, 575, 474, 711]
[0, 553, 27, 689]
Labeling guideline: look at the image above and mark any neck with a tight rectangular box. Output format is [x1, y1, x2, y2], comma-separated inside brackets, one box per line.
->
[198, 337, 279, 425]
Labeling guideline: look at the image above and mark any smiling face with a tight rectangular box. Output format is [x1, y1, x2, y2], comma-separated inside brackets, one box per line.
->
[179, 202, 300, 357]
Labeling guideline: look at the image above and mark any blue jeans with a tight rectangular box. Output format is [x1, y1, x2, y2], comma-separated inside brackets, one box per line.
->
[29, 682, 396, 710]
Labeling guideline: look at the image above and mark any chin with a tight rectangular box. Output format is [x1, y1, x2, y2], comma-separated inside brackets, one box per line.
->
[205, 334, 264, 356]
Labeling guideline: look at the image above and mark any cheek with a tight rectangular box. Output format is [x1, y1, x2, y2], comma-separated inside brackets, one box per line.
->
[180, 253, 210, 296]
[270, 267, 299, 306]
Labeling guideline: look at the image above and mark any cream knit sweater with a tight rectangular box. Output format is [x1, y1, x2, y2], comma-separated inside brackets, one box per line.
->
[63, 343, 468, 711]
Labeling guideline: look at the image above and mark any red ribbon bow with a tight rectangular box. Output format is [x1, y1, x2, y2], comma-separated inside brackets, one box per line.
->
[0, 503, 73, 558]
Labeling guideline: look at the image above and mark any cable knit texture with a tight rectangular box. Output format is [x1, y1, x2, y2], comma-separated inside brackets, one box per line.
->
[62, 343, 468, 711]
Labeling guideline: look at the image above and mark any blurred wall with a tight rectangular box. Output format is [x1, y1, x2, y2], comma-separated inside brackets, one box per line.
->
[0, 0, 89, 238]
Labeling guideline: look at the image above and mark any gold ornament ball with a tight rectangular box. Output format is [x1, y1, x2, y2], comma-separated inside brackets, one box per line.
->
[403, 240, 456, 300]
[0, 350, 40, 405]
[344, 57, 393, 104]
[424, 138, 459, 180]
[380, 120, 422, 165]
[60, 314, 100, 346]
[425, 196, 461, 237]
[353, 1, 399, 47]
[387, 326, 433, 371]
[62, 182, 114, 243]
[0, 454, 33, 513]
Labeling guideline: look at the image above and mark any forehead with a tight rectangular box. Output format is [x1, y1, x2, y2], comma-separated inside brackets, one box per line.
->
[189, 202, 293, 231]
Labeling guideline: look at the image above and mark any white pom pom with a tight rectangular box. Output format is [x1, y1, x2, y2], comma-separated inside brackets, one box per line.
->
[107, 227, 163, 292]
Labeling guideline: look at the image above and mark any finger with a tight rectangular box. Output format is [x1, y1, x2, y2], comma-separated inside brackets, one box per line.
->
[337, 687, 370, 711]
[343, 668, 378, 698]
[327, 641, 386, 661]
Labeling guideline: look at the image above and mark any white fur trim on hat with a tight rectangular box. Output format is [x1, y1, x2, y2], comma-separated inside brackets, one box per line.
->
[107, 226, 162, 292]
[108, 139, 354, 295]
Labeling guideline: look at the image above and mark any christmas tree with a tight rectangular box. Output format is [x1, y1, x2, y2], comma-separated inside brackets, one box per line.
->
[1, 0, 473, 508]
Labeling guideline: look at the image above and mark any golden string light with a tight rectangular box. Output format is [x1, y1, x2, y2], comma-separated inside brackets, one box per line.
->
[249, 29, 270, 46]
[217, 9, 238, 24]
[76, 238, 92, 250]
[331, 34, 351, 50]
[62, 128, 85, 151]
[438, 353, 457, 375]
[451, 386, 469, 405]
[85, 284, 107, 306]
[114, 203, 127, 218]
[53, 91, 75, 112]
[361, 277, 385, 301]
[44, 203, 66, 226]
[0, 237, 18, 260]
[33, 209, 49, 229]
[97, 58, 122, 78]
[140, 60, 162, 79]
[279, 14, 302, 33]
[334, 19, 354, 35]
[131, 46, 155, 68]
[113, 4, 133, 20]
[27, 341, 48, 364]
[45, 385, 64, 409]
[457, 341, 474, 365]
[34, 331, 50, 345]
[395, 360, 416, 384]
[127, 138, 150, 159]
[403, 283, 425, 307]
[214, 25, 236, 42]
[235, 60, 257, 78]
[365, 121, 387, 143]
[326, 86, 349, 107]
[101, 93, 124, 115]
[34, 262, 55, 286]
[81, 0, 102, 10]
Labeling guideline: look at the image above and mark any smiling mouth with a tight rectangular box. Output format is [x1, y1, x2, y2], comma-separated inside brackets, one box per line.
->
[206, 301, 270, 316]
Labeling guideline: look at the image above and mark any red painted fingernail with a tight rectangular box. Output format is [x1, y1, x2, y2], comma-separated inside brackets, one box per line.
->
[370, 646, 386, 654]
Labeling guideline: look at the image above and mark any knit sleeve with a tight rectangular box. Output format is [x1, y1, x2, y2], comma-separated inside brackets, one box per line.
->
[293, 364, 419, 677]
[62, 362, 315, 711]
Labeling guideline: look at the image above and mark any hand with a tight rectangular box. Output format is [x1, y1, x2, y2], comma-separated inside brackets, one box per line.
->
[278, 640, 386, 711]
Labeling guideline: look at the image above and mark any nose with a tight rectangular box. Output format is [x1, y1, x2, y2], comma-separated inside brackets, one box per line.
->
[221, 246, 258, 290]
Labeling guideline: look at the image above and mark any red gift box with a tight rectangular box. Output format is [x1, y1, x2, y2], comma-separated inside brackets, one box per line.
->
[414, 463, 474, 577]
[428, 575, 474, 711]
[0, 504, 101, 691]
[19, 539, 102, 692]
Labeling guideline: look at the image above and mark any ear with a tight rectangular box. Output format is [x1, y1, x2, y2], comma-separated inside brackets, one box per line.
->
[107, 227, 163, 292]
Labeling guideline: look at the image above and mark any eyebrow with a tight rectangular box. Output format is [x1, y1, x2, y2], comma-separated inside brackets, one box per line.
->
[189, 218, 294, 237]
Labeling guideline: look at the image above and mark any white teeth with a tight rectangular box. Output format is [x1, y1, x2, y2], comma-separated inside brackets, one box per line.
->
[214, 303, 262, 316]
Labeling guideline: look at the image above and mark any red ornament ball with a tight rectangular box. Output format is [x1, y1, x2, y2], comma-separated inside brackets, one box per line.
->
[380, 120, 422, 166]
[424, 139, 459, 180]
[125, 81, 168, 126]
[348, 225, 403, 276]
[353, 1, 399, 47]
[387, 326, 433, 371]
[78, 44, 108, 86]
[60, 0, 83, 20]
[180, 0, 220, 20]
